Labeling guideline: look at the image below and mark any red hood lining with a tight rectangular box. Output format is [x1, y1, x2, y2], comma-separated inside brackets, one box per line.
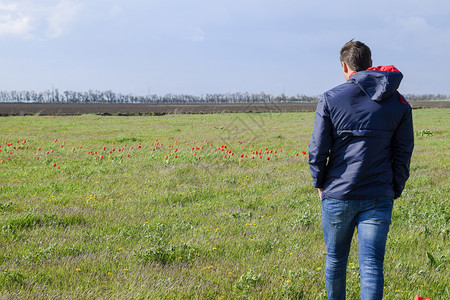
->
[349, 65, 400, 79]
[366, 65, 400, 73]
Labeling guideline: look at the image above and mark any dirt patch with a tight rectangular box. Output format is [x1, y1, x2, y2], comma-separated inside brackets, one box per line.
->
[0, 101, 448, 116]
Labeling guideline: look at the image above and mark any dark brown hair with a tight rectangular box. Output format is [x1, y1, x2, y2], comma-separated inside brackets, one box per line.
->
[340, 39, 372, 72]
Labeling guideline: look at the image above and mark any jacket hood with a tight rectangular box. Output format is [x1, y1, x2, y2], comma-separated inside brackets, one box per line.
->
[350, 65, 403, 101]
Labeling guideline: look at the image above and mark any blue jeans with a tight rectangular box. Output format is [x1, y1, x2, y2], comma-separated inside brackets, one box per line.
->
[321, 197, 393, 300]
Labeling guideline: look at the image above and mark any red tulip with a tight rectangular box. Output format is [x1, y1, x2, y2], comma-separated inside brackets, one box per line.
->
[53, 163, 56, 167]
[414, 296, 431, 300]
[302, 151, 307, 155]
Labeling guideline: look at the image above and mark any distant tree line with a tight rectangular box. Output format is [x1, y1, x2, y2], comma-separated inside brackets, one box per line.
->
[403, 94, 449, 102]
[0, 90, 318, 104]
[0, 89, 447, 104]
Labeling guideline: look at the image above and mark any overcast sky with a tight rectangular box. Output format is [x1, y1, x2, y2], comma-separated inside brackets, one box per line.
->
[1, 0, 449, 96]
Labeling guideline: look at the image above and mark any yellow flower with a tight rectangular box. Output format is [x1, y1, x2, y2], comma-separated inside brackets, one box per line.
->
[75, 268, 81, 272]
[286, 280, 292, 283]
[317, 267, 322, 271]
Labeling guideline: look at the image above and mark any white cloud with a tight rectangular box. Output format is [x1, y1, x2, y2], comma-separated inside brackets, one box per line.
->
[0, 0, 82, 39]
[46, 0, 82, 38]
[0, 2, 32, 37]
[108, 4, 123, 18]
[185, 27, 205, 42]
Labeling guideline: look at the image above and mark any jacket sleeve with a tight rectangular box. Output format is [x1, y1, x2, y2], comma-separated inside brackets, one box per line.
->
[391, 104, 414, 198]
[308, 94, 333, 189]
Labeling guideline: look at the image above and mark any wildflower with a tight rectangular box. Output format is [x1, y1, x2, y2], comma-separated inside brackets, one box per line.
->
[414, 296, 431, 300]
[75, 268, 81, 272]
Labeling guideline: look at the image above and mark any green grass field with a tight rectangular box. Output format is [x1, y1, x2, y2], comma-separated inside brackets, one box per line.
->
[0, 109, 448, 299]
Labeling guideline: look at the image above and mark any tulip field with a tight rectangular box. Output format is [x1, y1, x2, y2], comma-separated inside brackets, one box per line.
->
[0, 108, 448, 299]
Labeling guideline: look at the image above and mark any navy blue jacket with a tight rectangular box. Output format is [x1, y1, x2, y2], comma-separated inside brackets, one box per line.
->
[308, 66, 414, 200]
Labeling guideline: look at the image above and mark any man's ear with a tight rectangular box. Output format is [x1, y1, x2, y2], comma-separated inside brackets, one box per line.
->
[342, 61, 348, 73]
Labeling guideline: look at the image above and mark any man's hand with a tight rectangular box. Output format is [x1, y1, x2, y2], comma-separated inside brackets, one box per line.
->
[318, 189, 323, 200]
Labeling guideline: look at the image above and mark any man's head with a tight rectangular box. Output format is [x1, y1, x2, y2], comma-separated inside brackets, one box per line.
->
[340, 39, 372, 80]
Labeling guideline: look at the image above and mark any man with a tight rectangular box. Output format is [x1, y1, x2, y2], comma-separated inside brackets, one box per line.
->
[308, 40, 414, 299]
